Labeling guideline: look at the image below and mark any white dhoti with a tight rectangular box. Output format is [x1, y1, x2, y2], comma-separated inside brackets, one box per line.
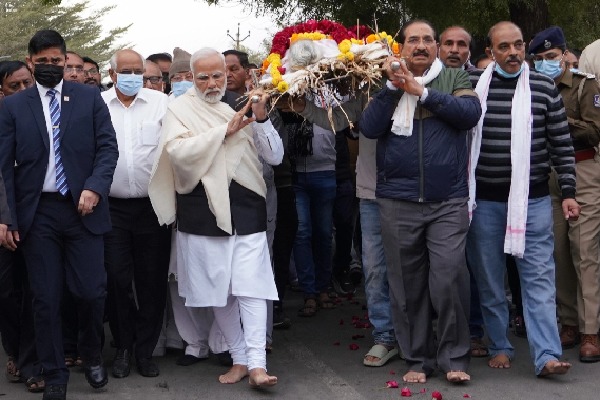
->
[176, 231, 278, 307]
[176, 230, 278, 370]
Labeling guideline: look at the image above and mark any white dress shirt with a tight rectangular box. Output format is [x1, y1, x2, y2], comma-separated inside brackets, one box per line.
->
[251, 119, 283, 166]
[37, 80, 64, 193]
[102, 87, 169, 198]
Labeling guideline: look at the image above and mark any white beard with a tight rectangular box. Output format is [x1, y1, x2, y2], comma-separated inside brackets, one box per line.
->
[195, 81, 226, 104]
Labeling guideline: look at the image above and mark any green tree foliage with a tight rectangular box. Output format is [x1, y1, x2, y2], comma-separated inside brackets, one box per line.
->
[0, 0, 129, 63]
[203, 0, 600, 50]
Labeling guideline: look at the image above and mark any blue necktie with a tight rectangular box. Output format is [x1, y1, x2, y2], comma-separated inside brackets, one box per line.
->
[47, 89, 69, 196]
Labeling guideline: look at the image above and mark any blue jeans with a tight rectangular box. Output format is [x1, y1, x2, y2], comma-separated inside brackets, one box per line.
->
[360, 199, 396, 346]
[293, 171, 336, 297]
[466, 197, 562, 375]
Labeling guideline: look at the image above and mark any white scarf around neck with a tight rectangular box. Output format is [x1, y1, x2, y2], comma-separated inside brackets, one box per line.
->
[391, 58, 443, 136]
[468, 61, 532, 258]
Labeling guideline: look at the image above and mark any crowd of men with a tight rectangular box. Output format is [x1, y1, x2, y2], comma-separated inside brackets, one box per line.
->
[0, 18, 599, 400]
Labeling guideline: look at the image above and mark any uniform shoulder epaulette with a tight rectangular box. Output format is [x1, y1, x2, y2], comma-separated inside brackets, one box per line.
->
[572, 70, 596, 79]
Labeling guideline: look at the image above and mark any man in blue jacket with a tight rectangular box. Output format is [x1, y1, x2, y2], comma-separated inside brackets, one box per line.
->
[361, 19, 481, 384]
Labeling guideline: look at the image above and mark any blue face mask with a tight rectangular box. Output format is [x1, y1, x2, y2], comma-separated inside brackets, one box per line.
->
[534, 59, 563, 79]
[116, 73, 143, 96]
[494, 62, 524, 78]
[172, 81, 193, 97]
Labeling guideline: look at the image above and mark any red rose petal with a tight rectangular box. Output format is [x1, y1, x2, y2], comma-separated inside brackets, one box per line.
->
[348, 343, 359, 350]
[401, 387, 412, 397]
[432, 391, 443, 400]
[389, 370, 396, 375]
[386, 380, 399, 388]
[420, 388, 427, 393]
[333, 341, 340, 346]
[463, 395, 471, 398]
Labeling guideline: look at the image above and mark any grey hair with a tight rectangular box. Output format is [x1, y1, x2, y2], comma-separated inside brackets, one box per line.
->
[288, 40, 321, 68]
[190, 48, 226, 73]
[109, 49, 146, 71]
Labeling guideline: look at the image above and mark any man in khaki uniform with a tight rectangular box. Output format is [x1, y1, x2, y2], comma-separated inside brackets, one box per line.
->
[530, 26, 600, 362]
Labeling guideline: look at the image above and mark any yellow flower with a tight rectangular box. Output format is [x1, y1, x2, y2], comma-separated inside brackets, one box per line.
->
[337, 53, 346, 60]
[392, 42, 401, 55]
[366, 34, 377, 44]
[277, 81, 289, 92]
[351, 38, 363, 45]
[338, 39, 352, 54]
[346, 52, 354, 61]
[267, 53, 280, 63]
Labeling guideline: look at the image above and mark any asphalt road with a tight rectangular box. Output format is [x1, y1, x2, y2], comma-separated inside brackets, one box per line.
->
[2, 288, 599, 399]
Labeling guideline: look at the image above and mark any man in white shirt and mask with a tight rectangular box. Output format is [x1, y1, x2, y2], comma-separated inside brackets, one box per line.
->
[101, 49, 171, 379]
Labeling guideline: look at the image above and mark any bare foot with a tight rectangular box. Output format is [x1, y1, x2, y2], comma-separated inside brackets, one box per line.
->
[403, 370, 426, 383]
[249, 368, 277, 387]
[447, 370, 470, 383]
[488, 354, 511, 369]
[219, 364, 248, 384]
[539, 360, 571, 377]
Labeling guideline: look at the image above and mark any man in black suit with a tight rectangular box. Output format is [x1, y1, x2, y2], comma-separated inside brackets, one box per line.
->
[0, 171, 8, 241]
[0, 30, 118, 400]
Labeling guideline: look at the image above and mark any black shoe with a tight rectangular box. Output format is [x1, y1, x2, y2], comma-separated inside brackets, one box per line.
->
[514, 316, 527, 338]
[136, 357, 159, 377]
[84, 362, 108, 389]
[42, 384, 67, 400]
[332, 275, 355, 296]
[348, 265, 363, 285]
[216, 351, 233, 367]
[273, 307, 292, 330]
[112, 349, 131, 378]
[176, 354, 204, 366]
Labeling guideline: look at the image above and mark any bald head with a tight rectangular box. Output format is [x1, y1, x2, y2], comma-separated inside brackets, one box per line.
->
[109, 49, 145, 72]
[487, 21, 522, 48]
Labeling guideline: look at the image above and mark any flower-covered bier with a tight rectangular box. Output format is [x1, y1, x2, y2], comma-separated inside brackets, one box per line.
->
[260, 19, 398, 96]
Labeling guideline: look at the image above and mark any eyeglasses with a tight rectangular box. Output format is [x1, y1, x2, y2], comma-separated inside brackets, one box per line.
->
[118, 70, 144, 75]
[195, 72, 225, 82]
[64, 67, 84, 73]
[406, 37, 436, 46]
[143, 76, 162, 84]
[84, 68, 99, 75]
[171, 72, 193, 82]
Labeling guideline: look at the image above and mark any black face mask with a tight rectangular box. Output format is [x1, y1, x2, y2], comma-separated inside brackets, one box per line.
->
[33, 64, 64, 88]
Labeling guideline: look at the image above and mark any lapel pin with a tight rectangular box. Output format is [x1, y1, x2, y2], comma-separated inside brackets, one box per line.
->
[64, 96, 70, 101]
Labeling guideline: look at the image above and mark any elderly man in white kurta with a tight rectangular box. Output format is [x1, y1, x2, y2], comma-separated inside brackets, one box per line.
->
[149, 47, 282, 387]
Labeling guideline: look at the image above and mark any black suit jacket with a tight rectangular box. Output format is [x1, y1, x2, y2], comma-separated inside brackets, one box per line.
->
[0, 170, 9, 224]
[0, 81, 119, 238]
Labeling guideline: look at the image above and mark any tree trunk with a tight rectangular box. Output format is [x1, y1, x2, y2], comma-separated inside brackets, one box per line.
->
[509, 0, 550, 43]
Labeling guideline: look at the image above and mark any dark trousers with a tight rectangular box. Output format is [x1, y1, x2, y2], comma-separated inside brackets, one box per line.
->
[378, 197, 471, 375]
[0, 248, 40, 379]
[105, 197, 170, 360]
[506, 256, 524, 317]
[272, 186, 298, 308]
[22, 194, 106, 385]
[332, 178, 357, 278]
